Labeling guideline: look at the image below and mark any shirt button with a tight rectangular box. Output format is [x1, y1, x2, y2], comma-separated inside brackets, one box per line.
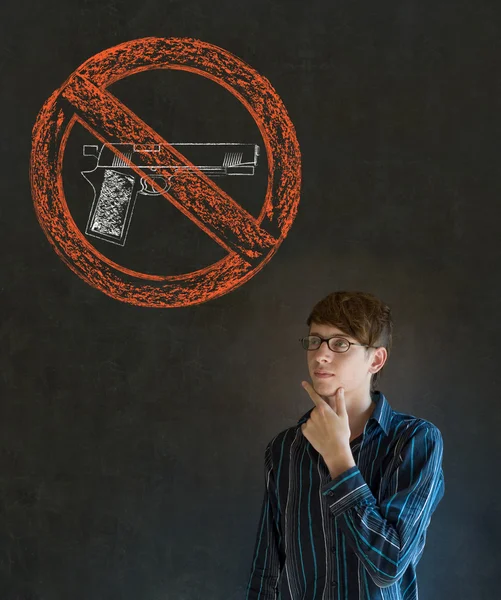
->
[331, 546, 336, 553]
[331, 580, 337, 587]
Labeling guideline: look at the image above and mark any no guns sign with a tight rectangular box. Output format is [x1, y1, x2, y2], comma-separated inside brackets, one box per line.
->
[30, 37, 301, 308]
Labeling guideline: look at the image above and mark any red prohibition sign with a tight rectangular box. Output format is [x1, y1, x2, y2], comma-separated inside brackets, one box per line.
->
[30, 37, 301, 307]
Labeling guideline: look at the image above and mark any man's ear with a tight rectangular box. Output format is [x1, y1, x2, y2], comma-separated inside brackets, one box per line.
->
[370, 347, 387, 374]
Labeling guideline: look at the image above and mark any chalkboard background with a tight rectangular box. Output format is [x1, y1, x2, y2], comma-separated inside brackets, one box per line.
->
[1, 0, 500, 598]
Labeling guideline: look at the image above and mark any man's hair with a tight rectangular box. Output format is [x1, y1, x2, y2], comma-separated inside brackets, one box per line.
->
[306, 290, 393, 390]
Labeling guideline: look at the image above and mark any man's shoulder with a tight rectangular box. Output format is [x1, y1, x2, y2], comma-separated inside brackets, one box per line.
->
[390, 406, 441, 429]
[265, 421, 303, 456]
[389, 408, 443, 446]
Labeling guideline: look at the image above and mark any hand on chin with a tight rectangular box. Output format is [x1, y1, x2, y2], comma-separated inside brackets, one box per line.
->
[313, 381, 339, 408]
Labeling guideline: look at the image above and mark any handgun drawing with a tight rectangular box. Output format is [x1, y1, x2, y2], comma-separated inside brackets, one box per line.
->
[81, 143, 260, 246]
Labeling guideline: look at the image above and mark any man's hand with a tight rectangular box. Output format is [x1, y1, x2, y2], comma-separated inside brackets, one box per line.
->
[300, 381, 355, 478]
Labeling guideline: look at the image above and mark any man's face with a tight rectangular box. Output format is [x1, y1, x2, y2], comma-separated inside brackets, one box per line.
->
[306, 321, 376, 399]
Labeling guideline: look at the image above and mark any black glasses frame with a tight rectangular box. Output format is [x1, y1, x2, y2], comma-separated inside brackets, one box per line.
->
[298, 335, 377, 353]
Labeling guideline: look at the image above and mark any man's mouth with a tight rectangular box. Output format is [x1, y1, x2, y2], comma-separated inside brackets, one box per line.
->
[314, 372, 334, 378]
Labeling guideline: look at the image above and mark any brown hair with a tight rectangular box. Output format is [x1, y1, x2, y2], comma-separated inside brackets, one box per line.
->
[306, 290, 393, 390]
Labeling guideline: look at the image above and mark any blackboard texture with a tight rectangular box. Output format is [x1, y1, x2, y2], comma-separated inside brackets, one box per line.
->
[1, 0, 500, 598]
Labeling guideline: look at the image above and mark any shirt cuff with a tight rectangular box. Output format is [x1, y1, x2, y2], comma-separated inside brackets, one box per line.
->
[321, 465, 375, 518]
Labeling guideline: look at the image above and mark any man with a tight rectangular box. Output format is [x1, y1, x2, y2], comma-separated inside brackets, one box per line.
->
[245, 291, 445, 599]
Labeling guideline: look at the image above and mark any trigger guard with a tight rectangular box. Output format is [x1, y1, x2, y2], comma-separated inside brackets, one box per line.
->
[141, 175, 172, 196]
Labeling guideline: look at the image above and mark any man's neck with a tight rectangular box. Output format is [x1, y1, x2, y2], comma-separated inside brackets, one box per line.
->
[347, 393, 376, 441]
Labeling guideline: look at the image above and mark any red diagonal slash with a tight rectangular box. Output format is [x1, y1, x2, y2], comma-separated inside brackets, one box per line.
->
[31, 37, 301, 307]
[62, 73, 277, 262]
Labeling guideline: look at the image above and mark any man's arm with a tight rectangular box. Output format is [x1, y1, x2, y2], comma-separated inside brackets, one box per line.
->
[321, 423, 445, 588]
[245, 442, 284, 600]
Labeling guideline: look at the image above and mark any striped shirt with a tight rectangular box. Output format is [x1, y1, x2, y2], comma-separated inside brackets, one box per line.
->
[246, 389, 445, 600]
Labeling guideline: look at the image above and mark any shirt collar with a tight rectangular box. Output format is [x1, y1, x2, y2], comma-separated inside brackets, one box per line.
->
[296, 389, 392, 436]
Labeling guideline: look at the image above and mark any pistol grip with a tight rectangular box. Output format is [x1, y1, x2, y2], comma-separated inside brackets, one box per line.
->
[85, 169, 139, 246]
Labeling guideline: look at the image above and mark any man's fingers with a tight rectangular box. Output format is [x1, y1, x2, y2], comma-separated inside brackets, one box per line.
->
[335, 387, 347, 414]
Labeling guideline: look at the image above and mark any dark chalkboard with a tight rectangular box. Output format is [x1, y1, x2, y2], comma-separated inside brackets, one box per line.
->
[1, 0, 500, 598]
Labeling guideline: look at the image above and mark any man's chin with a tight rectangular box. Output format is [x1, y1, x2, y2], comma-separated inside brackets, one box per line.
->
[313, 382, 337, 396]
[315, 383, 335, 390]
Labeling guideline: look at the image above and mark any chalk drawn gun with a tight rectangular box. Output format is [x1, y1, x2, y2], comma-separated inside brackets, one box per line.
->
[81, 142, 260, 246]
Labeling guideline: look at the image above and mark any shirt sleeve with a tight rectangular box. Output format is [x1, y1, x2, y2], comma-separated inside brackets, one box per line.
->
[245, 442, 285, 599]
[320, 423, 445, 588]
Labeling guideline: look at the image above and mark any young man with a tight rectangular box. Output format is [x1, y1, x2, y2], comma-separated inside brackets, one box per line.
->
[246, 291, 445, 600]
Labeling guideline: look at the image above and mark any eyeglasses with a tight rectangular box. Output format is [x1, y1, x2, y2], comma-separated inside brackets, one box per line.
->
[299, 335, 376, 353]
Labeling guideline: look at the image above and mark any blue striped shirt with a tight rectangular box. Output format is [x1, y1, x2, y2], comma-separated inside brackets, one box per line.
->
[246, 390, 445, 599]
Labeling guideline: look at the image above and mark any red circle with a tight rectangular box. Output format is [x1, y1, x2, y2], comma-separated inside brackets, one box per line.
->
[30, 37, 301, 307]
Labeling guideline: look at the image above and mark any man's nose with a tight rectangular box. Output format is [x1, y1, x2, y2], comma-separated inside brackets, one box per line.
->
[314, 340, 335, 358]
